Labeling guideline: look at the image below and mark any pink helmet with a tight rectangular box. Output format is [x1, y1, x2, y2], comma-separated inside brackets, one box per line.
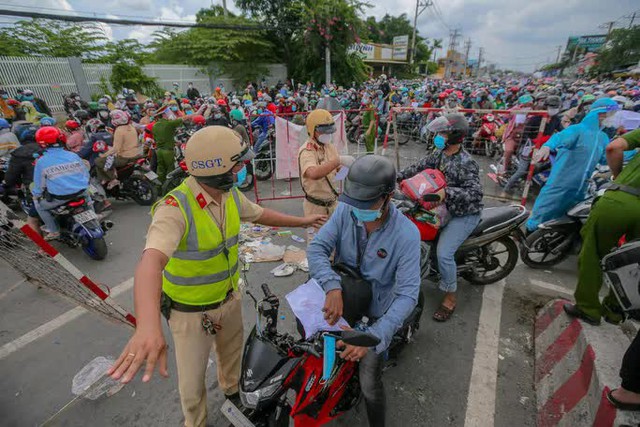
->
[110, 109, 130, 126]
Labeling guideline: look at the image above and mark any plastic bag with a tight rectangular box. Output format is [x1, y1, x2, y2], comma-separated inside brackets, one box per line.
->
[72, 356, 125, 400]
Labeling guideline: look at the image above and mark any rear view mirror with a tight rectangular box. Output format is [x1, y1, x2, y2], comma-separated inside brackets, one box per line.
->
[340, 330, 380, 348]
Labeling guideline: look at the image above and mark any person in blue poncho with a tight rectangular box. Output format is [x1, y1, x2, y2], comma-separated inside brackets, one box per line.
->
[526, 97, 621, 232]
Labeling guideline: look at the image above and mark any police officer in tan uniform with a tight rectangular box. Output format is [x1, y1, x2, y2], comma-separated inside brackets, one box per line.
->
[108, 126, 326, 427]
[298, 109, 353, 241]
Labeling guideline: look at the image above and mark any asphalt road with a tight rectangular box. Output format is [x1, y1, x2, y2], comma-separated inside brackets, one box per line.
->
[0, 141, 580, 427]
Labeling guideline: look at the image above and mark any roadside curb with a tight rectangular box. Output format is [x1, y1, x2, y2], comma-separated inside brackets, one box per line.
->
[534, 299, 640, 427]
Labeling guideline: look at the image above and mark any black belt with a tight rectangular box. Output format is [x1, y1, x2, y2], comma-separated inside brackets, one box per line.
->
[603, 183, 640, 197]
[46, 189, 85, 201]
[305, 194, 337, 207]
[161, 289, 233, 317]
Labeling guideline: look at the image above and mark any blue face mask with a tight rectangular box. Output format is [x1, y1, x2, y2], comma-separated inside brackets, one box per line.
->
[185, 110, 193, 115]
[24, 95, 34, 101]
[434, 134, 446, 150]
[234, 165, 247, 187]
[170, 106, 178, 111]
[291, 105, 297, 112]
[352, 207, 382, 222]
[1, 94, 7, 99]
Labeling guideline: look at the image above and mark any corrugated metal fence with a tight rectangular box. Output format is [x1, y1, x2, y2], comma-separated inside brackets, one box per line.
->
[0, 56, 78, 113]
[0, 56, 287, 113]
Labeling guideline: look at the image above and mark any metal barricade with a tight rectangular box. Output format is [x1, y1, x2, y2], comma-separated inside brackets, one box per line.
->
[386, 107, 548, 205]
[246, 108, 378, 204]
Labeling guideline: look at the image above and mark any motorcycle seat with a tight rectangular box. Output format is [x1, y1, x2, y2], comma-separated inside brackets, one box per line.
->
[471, 206, 523, 236]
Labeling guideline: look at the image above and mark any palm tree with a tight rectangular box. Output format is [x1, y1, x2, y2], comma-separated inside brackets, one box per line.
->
[431, 38, 443, 62]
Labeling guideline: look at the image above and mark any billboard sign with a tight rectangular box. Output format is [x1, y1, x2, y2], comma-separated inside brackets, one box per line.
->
[392, 35, 409, 61]
[566, 34, 606, 53]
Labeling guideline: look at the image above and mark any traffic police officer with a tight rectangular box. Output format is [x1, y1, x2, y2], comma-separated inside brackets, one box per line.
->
[298, 109, 353, 241]
[109, 126, 326, 427]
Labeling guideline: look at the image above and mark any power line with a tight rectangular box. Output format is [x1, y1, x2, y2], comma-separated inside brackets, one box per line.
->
[0, 8, 266, 30]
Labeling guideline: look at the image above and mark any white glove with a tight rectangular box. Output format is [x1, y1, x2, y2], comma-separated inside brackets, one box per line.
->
[339, 155, 356, 167]
[533, 146, 550, 163]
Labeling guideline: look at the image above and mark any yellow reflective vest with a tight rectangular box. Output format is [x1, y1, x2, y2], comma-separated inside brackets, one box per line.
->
[153, 181, 241, 305]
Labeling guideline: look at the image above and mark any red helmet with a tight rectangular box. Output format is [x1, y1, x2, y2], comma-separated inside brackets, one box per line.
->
[438, 92, 447, 100]
[510, 86, 519, 93]
[7, 99, 20, 106]
[35, 126, 67, 147]
[216, 98, 227, 106]
[65, 119, 80, 129]
[192, 114, 206, 126]
[181, 98, 190, 104]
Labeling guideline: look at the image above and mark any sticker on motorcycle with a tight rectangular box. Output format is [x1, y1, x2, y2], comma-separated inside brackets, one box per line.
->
[73, 210, 98, 224]
[145, 171, 159, 180]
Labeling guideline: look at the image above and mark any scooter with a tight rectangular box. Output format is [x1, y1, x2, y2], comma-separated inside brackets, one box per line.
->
[252, 127, 275, 182]
[394, 192, 529, 284]
[228, 283, 382, 427]
[47, 195, 112, 260]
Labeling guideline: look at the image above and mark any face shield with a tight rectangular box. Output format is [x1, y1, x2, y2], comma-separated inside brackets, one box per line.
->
[426, 116, 453, 134]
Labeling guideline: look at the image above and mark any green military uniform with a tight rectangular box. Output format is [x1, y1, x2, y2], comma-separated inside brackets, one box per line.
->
[574, 129, 640, 321]
[362, 108, 376, 153]
[153, 118, 183, 184]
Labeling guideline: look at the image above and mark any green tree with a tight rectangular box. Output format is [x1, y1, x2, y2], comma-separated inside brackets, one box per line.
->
[593, 26, 640, 74]
[235, 0, 305, 73]
[148, 6, 274, 86]
[290, 0, 370, 85]
[0, 19, 106, 59]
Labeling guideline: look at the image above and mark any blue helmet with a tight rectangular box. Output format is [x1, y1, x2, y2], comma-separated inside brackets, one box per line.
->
[518, 94, 533, 105]
[0, 118, 9, 129]
[39, 116, 56, 126]
[590, 97, 620, 114]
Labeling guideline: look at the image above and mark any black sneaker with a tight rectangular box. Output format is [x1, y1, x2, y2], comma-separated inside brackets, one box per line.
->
[563, 304, 601, 326]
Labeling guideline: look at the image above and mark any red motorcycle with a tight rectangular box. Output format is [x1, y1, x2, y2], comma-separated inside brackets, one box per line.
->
[226, 284, 380, 427]
[472, 114, 502, 157]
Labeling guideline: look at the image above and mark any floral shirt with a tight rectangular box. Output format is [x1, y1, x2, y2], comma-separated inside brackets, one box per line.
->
[399, 148, 483, 217]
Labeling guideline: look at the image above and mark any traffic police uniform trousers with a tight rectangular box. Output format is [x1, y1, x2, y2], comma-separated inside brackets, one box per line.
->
[574, 191, 640, 321]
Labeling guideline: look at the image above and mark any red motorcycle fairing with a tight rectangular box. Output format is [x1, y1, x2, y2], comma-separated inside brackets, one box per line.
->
[285, 351, 359, 427]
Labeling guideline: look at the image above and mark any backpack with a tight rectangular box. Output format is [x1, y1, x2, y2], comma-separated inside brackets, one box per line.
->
[399, 168, 447, 210]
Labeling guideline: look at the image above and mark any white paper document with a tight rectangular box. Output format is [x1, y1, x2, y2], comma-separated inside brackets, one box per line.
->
[286, 279, 350, 338]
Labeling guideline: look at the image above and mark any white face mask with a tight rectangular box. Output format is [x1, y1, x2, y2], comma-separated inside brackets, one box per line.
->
[602, 116, 616, 128]
[547, 108, 559, 116]
[317, 133, 333, 144]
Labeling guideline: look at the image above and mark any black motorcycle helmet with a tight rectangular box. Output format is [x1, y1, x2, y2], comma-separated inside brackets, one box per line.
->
[339, 155, 396, 209]
[425, 113, 469, 146]
[73, 109, 89, 122]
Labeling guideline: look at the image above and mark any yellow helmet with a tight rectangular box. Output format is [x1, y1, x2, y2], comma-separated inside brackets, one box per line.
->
[306, 108, 335, 136]
[185, 126, 254, 177]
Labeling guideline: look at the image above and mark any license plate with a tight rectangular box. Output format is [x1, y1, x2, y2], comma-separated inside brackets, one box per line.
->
[145, 171, 158, 180]
[221, 400, 255, 427]
[73, 210, 98, 224]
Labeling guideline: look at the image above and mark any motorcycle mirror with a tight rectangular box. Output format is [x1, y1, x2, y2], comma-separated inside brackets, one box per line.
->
[340, 330, 380, 348]
[422, 193, 441, 202]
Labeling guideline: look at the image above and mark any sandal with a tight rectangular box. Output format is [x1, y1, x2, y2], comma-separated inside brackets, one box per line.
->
[607, 389, 640, 411]
[433, 304, 455, 322]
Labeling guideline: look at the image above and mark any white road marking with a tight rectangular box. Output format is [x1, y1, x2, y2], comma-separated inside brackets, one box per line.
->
[0, 278, 133, 360]
[464, 280, 505, 427]
[528, 279, 573, 298]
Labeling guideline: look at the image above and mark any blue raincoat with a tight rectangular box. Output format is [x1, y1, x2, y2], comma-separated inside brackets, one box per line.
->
[526, 106, 610, 231]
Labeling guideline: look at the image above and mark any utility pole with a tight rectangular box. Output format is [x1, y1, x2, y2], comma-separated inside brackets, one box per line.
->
[600, 21, 616, 40]
[627, 12, 636, 29]
[463, 38, 471, 77]
[410, 0, 432, 66]
[477, 47, 484, 77]
[221, 0, 228, 16]
[444, 28, 461, 79]
[555, 45, 562, 63]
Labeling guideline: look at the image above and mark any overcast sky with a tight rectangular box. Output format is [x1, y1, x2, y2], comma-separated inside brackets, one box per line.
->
[2, 0, 638, 72]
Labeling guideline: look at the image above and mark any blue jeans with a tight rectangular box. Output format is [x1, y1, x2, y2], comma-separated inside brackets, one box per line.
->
[437, 214, 481, 293]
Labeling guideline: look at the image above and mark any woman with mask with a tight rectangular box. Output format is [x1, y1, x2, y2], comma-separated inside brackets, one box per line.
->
[397, 113, 483, 322]
[95, 110, 141, 189]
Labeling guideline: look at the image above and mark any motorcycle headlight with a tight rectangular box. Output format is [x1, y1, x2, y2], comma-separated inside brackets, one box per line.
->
[240, 382, 281, 409]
